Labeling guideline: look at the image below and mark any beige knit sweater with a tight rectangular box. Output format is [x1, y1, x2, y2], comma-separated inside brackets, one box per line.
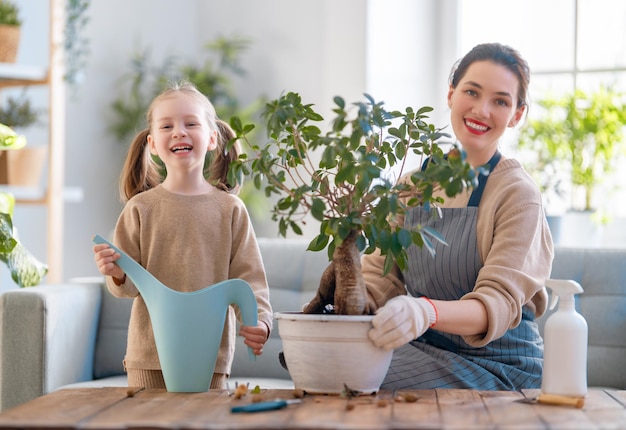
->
[105, 184, 273, 375]
[362, 156, 554, 347]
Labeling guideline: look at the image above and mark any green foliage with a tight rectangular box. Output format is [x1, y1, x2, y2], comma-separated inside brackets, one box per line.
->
[229, 92, 478, 274]
[109, 35, 264, 145]
[64, 0, 90, 88]
[518, 86, 626, 211]
[0, 124, 48, 287]
[0, 0, 20, 26]
[0, 90, 40, 129]
[0, 122, 25, 149]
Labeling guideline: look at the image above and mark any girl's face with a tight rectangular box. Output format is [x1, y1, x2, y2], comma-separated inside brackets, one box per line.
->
[147, 93, 217, 175]
[447, 60, 525, 165]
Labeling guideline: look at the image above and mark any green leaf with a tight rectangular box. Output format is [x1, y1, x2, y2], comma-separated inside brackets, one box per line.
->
[308, 234, 329, 252]
[397, 228, 412, 249]
[290, 221, 303, 235]
[422, 226, 448, 245]
[311, 198, 326, 221]
[382, 253, 395, 276]
[0, 242, 48, 288]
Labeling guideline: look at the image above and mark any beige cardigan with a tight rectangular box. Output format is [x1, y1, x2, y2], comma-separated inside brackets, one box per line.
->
[105, 185, 273, 375]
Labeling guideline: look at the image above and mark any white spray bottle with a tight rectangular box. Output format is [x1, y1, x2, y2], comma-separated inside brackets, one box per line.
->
[541, 279, 588, 397]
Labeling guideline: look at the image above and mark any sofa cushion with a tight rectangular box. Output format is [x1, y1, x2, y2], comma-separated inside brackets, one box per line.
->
[93, 282, 132, 379]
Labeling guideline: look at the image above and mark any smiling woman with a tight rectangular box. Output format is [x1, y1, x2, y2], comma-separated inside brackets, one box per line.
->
[459, 0, 626, 220]
[357, 43, 553, 392]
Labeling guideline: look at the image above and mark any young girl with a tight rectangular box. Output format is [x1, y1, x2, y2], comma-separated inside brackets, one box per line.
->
[364, 43, 554, 390]
[93, 81, 272, 390]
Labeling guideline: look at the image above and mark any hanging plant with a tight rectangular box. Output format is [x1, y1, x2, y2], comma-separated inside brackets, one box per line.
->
[0, 124, 48, 287]
[64, 0, 90, 88]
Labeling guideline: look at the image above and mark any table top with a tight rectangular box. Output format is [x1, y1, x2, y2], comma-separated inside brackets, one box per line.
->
[0, 387, 624, 429]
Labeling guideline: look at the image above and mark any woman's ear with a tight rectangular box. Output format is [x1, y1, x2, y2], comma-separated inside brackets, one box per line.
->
[447, 85, 455, 109]
[508, 105, 526, 128]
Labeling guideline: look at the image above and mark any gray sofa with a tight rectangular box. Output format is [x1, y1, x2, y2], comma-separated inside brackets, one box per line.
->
[0, 240, 625, 412]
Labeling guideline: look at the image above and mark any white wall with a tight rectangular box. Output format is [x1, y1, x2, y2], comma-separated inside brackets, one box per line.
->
[10, 0, 622, 290]
[8, 0, 448, 289]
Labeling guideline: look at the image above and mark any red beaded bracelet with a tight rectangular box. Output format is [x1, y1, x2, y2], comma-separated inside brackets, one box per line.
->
[422, 296, 439, 328]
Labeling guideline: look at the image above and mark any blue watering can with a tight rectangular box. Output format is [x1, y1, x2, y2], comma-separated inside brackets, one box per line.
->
[92, 234, 258, 392]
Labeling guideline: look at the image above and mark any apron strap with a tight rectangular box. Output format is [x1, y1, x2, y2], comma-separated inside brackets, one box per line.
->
[467, 151, 501, 207]
[421, 150, 502, 207]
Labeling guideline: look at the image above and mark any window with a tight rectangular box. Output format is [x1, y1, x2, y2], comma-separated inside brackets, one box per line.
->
[460, 0, 626, 217]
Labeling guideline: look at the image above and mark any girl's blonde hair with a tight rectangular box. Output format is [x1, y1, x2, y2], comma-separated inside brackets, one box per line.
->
[118, 81, 241, 202]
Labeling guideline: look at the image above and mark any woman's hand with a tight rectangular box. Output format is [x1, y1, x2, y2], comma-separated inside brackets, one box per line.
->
[368, 295, 437, 350]
[93, 243, 126, 283]
[240, 323, 269, 356]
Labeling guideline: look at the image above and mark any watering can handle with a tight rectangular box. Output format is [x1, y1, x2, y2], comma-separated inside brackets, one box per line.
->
[93, 234, 166, 289]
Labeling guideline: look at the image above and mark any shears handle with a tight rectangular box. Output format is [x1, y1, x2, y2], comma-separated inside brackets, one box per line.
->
[231, 400, 288, 413]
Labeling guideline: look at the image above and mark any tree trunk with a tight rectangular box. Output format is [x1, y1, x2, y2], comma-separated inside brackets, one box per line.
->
[302, 230, 370, 315]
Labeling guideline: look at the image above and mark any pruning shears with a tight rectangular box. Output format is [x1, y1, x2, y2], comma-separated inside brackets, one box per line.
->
[231, 399, 301, 413]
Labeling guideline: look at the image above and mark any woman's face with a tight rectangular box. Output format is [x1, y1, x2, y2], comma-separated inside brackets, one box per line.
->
[447, 60, 525, 165]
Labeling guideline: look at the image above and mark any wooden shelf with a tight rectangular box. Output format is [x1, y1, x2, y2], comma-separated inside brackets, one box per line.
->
[0, 63, 48, 87]
[0, 186, 83, 204]
[0, 0, 67, 283]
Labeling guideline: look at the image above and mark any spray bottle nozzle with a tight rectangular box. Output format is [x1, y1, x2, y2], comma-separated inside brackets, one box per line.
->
[545, 279, 584, 310]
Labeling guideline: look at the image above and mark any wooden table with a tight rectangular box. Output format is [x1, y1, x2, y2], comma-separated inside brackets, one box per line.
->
[0, 387, 624, 429]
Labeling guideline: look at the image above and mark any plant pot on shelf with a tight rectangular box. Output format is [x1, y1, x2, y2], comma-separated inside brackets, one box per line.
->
[0, 146, 47, 186]
[275, 312, 393, 395]
[0, 24, 20, 63]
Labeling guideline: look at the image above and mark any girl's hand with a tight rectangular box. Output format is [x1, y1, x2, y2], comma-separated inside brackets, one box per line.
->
[93, 243, 126, 282]
[240, 323, 269, 356]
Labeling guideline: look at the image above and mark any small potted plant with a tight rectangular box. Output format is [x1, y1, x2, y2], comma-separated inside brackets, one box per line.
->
[229, 92, 477, 393]
[0, 0, 21, 63]
[0, 123, 48, 287]
[0, 90, 46, 186]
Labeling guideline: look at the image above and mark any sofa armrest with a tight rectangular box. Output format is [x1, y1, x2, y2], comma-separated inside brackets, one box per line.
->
[0, 282, 102, 411]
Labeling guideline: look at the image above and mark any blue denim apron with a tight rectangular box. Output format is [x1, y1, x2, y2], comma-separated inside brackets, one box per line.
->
[381, 152, 543, 390]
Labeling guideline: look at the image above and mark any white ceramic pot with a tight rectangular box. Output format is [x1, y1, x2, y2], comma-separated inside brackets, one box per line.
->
[275, 311, 393, 395]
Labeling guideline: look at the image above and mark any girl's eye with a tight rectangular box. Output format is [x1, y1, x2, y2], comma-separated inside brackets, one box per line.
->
[187, 122, 199, 127]
[465, 89, 477, 97]
[160, 125, 172, 130]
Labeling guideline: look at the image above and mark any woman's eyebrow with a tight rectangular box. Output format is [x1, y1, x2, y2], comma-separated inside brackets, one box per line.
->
[465, 80, 513, 99]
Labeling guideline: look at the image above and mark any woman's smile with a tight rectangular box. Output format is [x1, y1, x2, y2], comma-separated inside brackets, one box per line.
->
[464, 118, 490, 135]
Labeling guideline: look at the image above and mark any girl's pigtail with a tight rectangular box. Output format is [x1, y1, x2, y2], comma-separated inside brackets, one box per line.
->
[208, 119, 242, 194]
[118, 129, 162, 202]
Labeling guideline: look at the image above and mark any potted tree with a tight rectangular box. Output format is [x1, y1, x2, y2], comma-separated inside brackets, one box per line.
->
[0, 123, 48, 287]
[228, 92, 478, 393]
[0, 0, 21, 63]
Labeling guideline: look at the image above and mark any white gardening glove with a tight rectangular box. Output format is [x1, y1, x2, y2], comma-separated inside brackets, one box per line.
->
[368, 295, 438, 351]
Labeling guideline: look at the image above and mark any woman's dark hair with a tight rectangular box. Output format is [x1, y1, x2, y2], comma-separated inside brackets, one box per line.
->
[449, 43, 530, 109]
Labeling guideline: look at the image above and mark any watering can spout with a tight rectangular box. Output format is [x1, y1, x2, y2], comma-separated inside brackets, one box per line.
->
[92, 234, 259, 392]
